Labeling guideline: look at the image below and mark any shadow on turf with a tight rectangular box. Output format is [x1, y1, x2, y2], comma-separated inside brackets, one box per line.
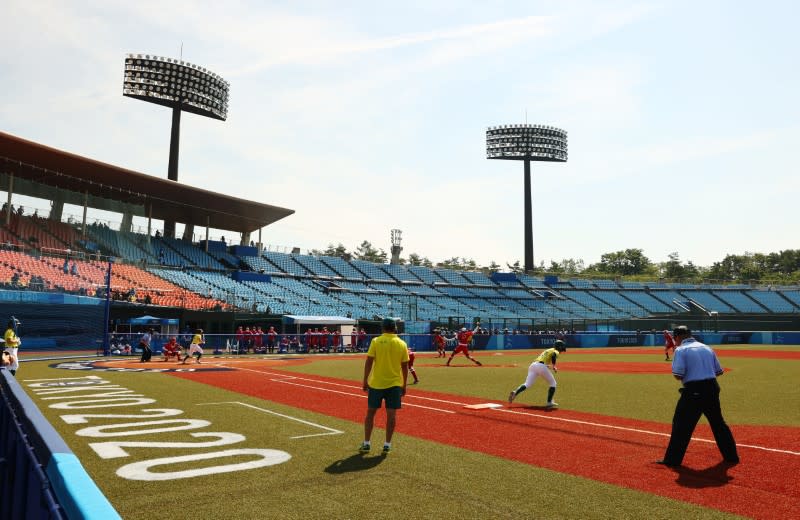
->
[665, 461, 736, 488]
[324, 453, 386, 474]
[519, 405, 560, 412]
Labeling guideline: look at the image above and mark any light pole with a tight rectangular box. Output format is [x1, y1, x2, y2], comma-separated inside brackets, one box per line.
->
[102, 257, 114, 356]
[123, 53, 230, 238]
[486, 124, 568, 272]
[390, 229, 403, 265]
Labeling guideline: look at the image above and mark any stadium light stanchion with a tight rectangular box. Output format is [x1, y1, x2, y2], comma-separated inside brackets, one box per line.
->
[102, 257, 114, 357]
[486, 124, 568, 273]
[122, 53, 230, 238]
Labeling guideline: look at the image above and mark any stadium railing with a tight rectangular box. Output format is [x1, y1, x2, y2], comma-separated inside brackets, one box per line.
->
[0, 370, 121, 519]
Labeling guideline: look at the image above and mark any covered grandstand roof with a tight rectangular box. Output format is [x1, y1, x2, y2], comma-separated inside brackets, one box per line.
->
[0, 131, 294, 233]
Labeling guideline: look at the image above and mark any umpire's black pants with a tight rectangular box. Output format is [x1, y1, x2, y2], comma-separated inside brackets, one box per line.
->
[663, 378, 739, 465]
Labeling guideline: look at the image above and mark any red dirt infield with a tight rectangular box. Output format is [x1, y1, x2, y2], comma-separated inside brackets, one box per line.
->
[560, 361, 673, 374]
[168, 361, 799, 520]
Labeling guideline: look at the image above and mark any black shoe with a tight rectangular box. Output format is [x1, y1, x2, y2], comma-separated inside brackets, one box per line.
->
[656, 460, 679, 467]
[723, 457, 740, 465]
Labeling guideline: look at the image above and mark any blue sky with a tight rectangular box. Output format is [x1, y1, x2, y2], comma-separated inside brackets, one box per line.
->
[1, 0, 798, 269]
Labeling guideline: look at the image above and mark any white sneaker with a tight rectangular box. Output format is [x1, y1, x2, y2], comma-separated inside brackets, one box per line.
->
[546, 401, 559, 408]
[508, 391, 515, 404]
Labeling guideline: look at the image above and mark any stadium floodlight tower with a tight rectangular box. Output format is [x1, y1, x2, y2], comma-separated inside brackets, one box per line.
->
[390, 229, 403, 265]
[486, 124, 568, 273]
[123, 53, 230, 238]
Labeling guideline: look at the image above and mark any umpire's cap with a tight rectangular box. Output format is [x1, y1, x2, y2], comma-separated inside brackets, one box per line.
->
[554, 339, 567, 352]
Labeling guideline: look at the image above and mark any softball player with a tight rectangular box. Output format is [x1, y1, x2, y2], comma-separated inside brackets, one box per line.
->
[182, 329, 205, 364]
[663, 330, 676, 361]
[445, 324, 482, 366]
[4, 317, 21, 375]
[508, 340, 567, 407]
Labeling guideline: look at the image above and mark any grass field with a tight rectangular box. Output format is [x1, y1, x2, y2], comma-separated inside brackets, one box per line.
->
[16, 345, 800, 519]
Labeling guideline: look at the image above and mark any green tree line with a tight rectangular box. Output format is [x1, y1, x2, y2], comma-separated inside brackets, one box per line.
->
[310, 242, 800, 284]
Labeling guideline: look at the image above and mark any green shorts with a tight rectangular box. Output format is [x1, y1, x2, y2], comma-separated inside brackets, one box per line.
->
[367, 386, 403, 409]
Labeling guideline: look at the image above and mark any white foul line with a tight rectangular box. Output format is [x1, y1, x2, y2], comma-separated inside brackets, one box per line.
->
[496, 408, 800, 456]
[270, 377, 456, 414]
[201, 401, 343, 439]
[214, 365, 456, 414]
[208, 363, 797, 455]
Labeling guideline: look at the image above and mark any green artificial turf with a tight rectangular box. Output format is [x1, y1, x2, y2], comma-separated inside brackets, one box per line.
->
[16, 359, 747, 520]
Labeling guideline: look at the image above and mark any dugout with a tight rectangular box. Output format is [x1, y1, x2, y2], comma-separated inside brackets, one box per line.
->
[282, 315, 357, 335]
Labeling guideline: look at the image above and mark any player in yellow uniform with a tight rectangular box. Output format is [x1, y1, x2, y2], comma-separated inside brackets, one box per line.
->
[4, 317, 22, 375]
[508, 340, 567, 408]
[182, 329, 205, 364]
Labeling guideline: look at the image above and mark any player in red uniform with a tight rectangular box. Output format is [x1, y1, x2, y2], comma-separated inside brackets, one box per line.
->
[407, 346, 420, 384]
[242, 326, 253, 354]
[266, 326, 277, 354]
[319, 327, 330, 353]
[253, 326, 264, 353]
[350, 328, 358, 352]
[161, 337, 182, 362]
[446, 323, 482, 366]
[233, 326, 244, 354]
[358, 328, 367, 352]
[332, 329, 342, 352]
[432, 329, 446, 358]
[663, 330, 675, 361]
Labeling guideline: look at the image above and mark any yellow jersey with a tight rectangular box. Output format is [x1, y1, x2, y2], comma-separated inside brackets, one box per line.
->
[4, 328, 20, 348]
[366, 333, 410, 389]
[191, 334, 204, 345]
[535, 347, 559, 365]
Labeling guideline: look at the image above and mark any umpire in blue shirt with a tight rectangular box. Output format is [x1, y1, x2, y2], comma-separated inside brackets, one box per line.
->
[658, 326, 739, 467]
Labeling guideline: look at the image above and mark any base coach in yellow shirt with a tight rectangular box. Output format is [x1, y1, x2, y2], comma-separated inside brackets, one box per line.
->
[359, 318, 409, 455]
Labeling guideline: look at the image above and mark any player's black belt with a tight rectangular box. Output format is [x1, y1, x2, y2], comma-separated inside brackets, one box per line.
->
[681, 378, 720, 393]
[683, 378, 716, 386]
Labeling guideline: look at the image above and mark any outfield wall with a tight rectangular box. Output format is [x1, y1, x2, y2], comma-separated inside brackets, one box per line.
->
[419, 332, 800, 351]
[99, 330, 800, 354]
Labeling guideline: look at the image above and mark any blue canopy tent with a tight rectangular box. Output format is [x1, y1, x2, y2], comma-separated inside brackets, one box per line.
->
[128, 315, 180, 335]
